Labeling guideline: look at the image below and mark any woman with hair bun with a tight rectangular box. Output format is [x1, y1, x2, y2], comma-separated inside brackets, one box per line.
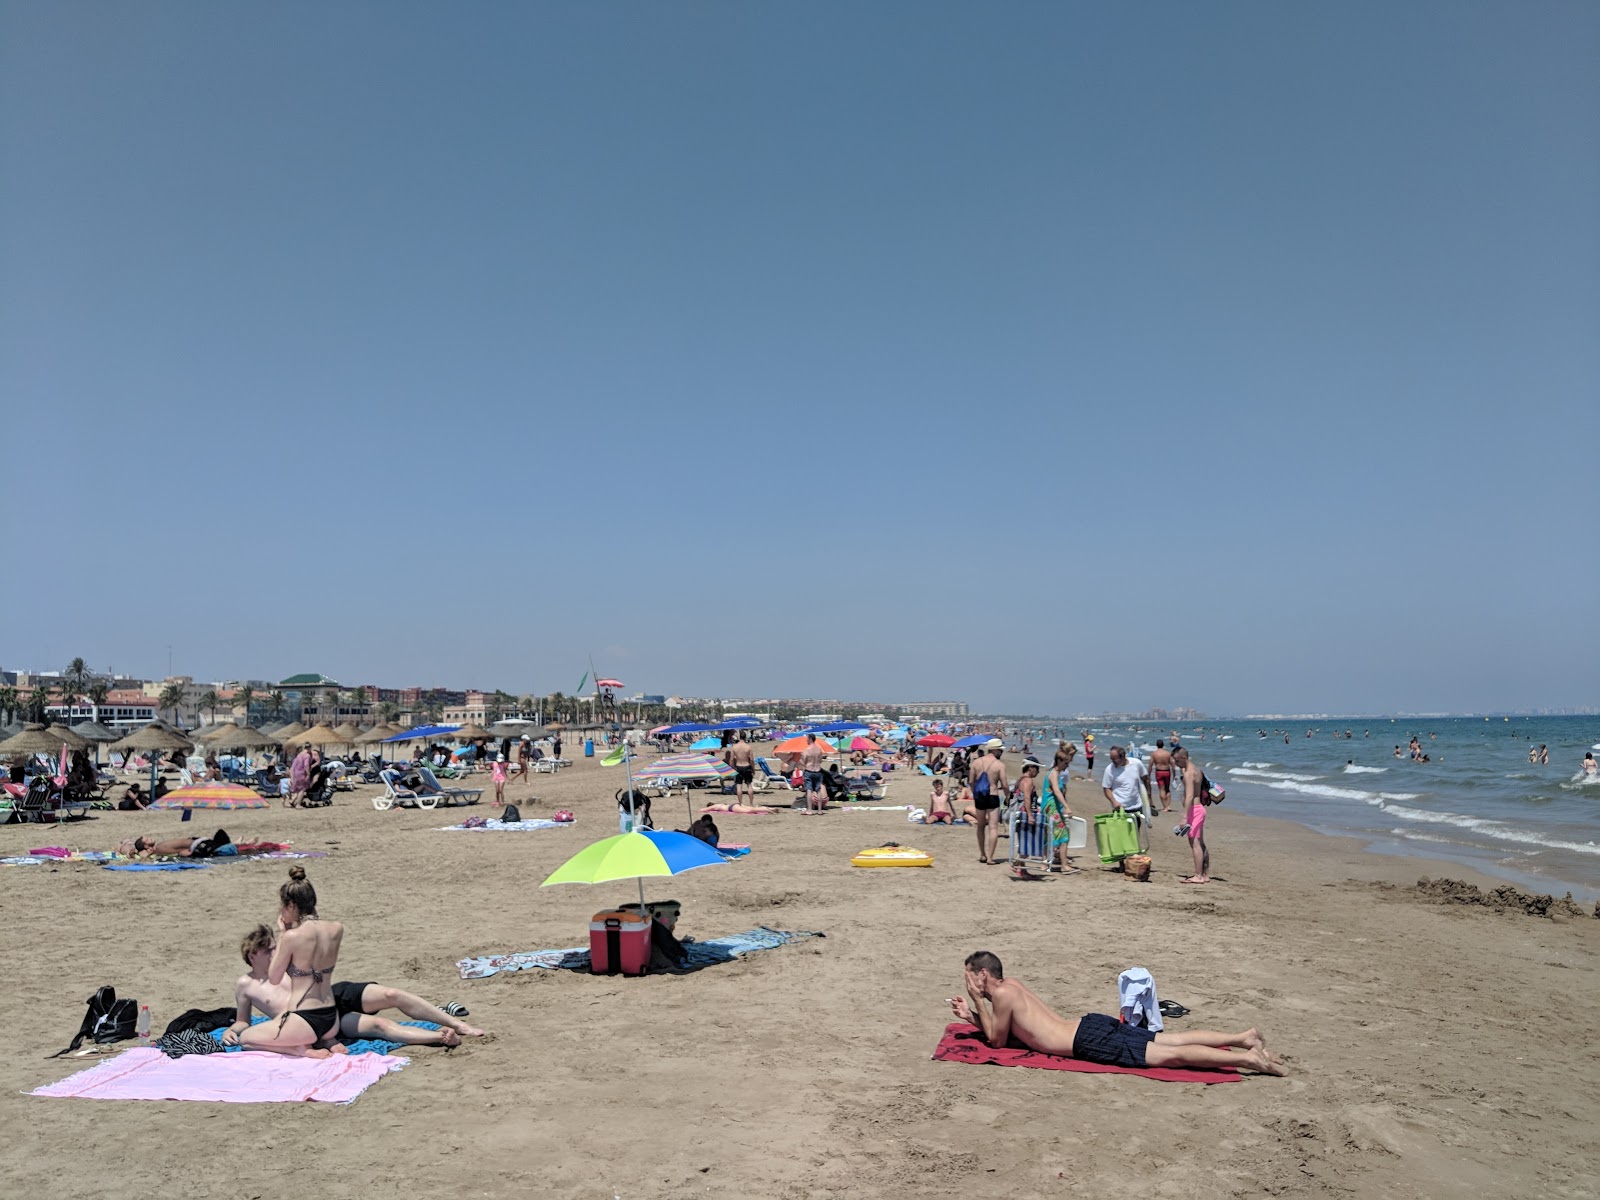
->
[231, 866, 345, 1056]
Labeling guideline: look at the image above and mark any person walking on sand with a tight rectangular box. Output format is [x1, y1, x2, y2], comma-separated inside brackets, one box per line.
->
[725, 734, 757, 805]
[1175, 748, 1211, 884]
[517, 736, 532, 781]
[949, 951, 1285, 1075]
[1042, 743, 1078, 874]
[287, 743, 313, 809]
[1148, 740, 1176, 814]
[1082, 733, 1095, 774]
[800, 734, 827, 814]
[971, 741, 1008, 864]
[1101, 745, 1150, 850]
[491, 754, 508, 806]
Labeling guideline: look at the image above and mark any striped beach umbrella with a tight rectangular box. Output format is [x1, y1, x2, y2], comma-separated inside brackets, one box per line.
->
[632, 753, 734, 782]
[151, 782, 270, 811]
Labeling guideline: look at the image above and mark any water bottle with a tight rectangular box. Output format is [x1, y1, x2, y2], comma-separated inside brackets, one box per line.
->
[136, 1005, 151, 1043]
[619, 807, 632, 834]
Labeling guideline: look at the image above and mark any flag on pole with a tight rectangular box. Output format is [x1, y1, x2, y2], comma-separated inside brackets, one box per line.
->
[575, 671, 588, 694]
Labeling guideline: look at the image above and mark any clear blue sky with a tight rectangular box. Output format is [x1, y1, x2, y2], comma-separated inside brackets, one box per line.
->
[3, 2, 1596, 715]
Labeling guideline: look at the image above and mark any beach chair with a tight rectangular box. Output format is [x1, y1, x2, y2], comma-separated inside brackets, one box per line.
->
[12, 777, 58, 824]
[374, 769, 438, 811]
[1009, 805, 1056, 875]
[416, 766, 483, 807]
[755, 758, 793, 791]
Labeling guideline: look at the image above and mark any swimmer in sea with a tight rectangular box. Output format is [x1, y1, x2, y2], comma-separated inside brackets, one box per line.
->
[1583, 753, 1598, 777]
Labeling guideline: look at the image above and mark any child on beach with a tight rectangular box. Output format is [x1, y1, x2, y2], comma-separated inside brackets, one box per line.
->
[927, 779, 956, 824]
[491, 755, 508, 806]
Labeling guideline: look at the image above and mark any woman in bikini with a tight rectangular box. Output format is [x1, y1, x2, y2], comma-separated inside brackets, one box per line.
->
[1042, 743, 1080, 875]
[231, 865, 344, 1057]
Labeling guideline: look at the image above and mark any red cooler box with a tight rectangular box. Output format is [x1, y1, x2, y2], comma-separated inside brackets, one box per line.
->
[590, 909, 652, 976]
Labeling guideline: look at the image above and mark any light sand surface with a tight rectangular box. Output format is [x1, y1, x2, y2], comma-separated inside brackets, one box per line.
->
[2, 748, 1597, 1199]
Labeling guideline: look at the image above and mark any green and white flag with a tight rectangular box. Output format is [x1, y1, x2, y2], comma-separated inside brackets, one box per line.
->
[575, 671, 588, 694]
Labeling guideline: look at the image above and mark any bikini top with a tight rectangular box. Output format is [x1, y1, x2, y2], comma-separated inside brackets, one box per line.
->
[286, 962, 334, 984]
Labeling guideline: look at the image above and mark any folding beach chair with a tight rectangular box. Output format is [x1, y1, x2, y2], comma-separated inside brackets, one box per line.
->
[1008, 805, 1056, 875]
[755, 758, 793, 791]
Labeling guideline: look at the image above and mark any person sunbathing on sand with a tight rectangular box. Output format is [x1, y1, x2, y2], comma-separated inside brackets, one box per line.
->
[949, 951, 1286, 1076]
[226, 866, 344, 1057]
[230, 925, 484, 1050]
[119, 831, 230, 858]
[699, 802, 777, 814]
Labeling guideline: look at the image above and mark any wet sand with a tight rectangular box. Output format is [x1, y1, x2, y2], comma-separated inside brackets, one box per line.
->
[2, 748, 1596, 1198]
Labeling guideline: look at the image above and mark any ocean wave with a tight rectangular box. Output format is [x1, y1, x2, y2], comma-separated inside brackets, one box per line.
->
[1385, 815, 1600, 858]
[1560, 773, 1600, 790]
[1229, 768, 1322, 782]
[1241, 761, 1275, 769]
[1342, 765, 1388, 775]
[1248, 778, 1421, 803]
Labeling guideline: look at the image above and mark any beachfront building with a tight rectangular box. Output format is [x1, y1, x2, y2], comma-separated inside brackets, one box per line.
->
[45, 689, 159, 729]
[442, 691, 505, 726]
[895, 701, 970, 717]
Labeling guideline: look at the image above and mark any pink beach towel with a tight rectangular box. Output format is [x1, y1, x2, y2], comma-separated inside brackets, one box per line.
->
[32, 1047, 407, 1104]
[933, 1023, 1241, 1084]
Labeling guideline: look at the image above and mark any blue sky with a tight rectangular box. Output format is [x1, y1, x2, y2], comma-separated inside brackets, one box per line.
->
[3, 2, 1596, 715]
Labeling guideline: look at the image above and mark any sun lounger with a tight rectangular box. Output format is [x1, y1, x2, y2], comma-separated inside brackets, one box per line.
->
[415, 766, 482, 807]
[374, 769, 440, 811]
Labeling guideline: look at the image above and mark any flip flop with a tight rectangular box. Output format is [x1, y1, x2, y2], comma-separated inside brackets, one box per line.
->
[1158, 1000, 1190, 1018]
[442, 1001, 469, 1018]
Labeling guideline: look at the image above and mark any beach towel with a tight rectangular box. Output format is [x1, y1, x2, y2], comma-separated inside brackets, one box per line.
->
[105, 860, 211, 872]
[457, 926, 823, 980]
[438, 818, 569, 832]
[932, 1023, 1240, 1084]
[717, 844, 752, 858]
[31, 1046, 406, 1104]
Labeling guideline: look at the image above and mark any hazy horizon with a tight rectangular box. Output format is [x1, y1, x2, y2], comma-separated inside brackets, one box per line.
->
[4, 3, 1596, 716]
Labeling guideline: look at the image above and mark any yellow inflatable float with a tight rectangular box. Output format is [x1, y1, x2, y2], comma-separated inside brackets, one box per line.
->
[851, 845, 934, 868]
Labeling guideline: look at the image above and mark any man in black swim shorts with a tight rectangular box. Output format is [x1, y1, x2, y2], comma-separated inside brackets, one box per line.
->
[970, 742, 1008, 864]
[948, 950, 1286, 1075]
[724, 734, 757, 804]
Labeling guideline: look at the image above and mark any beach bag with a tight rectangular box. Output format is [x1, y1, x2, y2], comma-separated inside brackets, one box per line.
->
[49, 986, 137, 1058]
[972, 771, 991, 800]
[1199, 774, 1224, 805]
[501, 804, 521, 822]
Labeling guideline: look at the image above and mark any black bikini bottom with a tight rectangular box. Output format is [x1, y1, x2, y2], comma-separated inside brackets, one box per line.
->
[291, 1006, 340, 1041]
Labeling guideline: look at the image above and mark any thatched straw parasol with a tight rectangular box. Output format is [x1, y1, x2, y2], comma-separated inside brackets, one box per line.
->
[330, 722, 365, 746]
[0, 723, 67, 756]
[205, 724, 283, 753]
[47, 723, 90, 751]
[110, 722, 195, 754]
[270, 721, 307, 743]
[69, 721, 122, 743]
[356, 724, 398, 744]
[294, 724, 342, 747]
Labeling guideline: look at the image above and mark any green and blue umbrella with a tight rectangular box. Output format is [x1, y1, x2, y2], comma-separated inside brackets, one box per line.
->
[542, 828, 729, 907]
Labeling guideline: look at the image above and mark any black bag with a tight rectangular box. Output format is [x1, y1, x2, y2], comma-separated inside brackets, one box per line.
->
[49, 985, 137, 1058]
[501, 804, 521, 822]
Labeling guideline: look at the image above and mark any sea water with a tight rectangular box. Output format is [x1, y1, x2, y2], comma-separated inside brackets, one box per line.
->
[1029, 716, 1600, 903]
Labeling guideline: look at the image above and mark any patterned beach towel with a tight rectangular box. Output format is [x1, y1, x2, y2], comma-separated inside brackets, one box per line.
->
[437, 818, 572, 832]
[457, 926, 823, 979]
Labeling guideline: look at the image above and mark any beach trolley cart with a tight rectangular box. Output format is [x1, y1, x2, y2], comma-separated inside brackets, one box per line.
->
[1009, 807, 1056, 874]
[1093, 811, 1141, 864]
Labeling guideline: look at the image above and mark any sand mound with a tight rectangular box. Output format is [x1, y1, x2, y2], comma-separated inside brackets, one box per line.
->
[1413, 876, 1592, 919]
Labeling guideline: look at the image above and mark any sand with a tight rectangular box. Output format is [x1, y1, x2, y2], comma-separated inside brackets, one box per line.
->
[3, 748, 1597, 1199]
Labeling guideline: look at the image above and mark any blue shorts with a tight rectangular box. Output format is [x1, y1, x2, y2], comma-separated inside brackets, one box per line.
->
[804, 770, 825, 791]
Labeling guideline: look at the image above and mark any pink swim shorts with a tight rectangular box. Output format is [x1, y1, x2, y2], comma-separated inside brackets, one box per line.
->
[1186, 804, 1206, 838]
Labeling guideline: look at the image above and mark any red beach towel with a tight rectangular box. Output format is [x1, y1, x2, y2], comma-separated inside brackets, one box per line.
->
[933, 1023, 1241, 1084]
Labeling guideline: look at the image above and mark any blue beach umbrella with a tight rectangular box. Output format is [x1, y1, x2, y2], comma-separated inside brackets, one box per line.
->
[689, 736, 722, 752]
[952, 734, 991, 749]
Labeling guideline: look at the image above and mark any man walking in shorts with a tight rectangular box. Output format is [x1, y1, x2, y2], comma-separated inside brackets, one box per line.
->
[971, 740, 1008, 864]
[1148, 740, 1175, 814]
[800, 734, 827, 814]
[725, 734, 756, 805]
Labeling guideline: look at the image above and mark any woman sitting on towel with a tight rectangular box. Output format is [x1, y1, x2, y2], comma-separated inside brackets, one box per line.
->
[229, 866, 344, 1057]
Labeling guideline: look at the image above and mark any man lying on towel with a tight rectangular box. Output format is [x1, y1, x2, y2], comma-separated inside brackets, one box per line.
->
[228, 925, 485, 1053]
[950, 951, 1285, 1075]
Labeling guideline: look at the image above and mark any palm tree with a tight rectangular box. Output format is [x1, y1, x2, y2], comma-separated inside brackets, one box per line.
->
[27, 687, 51, 723]
[200, 689, 220, 726]
[377, 701, 399, 725]
[352, 686, 368, 707]
[86, 682, 109, 720]
[491, 689, 513, 721]
[64, 657, 92, 708]
[266, 690, 286, 721]
[236, 684, 256, 724]
[0, 685, 17, 723]
[158, 683, 186, 725]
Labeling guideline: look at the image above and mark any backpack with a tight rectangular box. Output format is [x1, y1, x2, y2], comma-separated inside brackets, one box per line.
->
[972, 770, 991, 799]
[501, 804, 521, 822]
[49, 986, 137, 1058]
